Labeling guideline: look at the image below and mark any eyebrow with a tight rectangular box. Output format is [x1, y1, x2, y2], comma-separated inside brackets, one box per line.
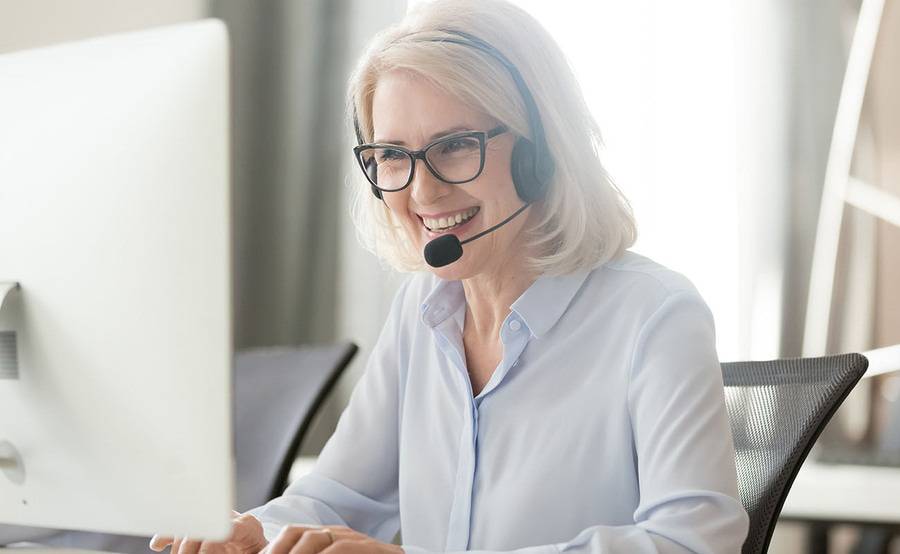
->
[374, 125, 471, 146]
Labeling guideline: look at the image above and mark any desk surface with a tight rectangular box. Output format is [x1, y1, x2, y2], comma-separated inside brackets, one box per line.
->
[781, 460, 900, 524]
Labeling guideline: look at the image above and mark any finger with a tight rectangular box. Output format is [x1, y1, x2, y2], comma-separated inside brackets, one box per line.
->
[322, 538, 367, 554]
[198, 543, 225, 554]
[288, 530, 334, 554]
[150, 535, 175, 552]
[179, 538, 204, 554]
[322, 527, 367, 545]
[232, 514, 268, 552]
[268, 525, 313, 554]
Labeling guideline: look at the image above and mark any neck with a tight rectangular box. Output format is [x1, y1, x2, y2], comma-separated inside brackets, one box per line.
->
[461, 245, 540, 342]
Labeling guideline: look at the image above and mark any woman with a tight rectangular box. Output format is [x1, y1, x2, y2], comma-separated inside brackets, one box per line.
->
[152, 0, 749, 552]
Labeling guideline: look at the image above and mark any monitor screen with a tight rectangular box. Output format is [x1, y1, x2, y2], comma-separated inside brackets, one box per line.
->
[0, 19, 234, 541]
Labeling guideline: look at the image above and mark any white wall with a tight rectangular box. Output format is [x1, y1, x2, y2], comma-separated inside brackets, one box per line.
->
[0, 0, 207, 54]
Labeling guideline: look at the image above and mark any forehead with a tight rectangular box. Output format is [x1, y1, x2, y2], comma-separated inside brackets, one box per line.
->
[371, 70, 491, 145]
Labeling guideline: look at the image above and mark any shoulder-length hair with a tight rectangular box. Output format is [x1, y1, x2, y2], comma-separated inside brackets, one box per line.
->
[346, 0, 637, 275]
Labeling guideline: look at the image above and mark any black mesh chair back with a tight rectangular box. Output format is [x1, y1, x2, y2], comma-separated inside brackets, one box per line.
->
[234, 343, 357, 511]
[722, 353, 867, 554]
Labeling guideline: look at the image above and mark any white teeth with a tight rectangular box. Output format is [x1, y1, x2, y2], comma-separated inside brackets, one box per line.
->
[423, 207, 478, 231]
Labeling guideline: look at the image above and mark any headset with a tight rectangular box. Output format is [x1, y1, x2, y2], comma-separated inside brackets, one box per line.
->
[352, 29, 556, 204]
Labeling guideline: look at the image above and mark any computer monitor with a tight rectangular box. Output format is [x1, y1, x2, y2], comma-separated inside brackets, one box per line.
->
[0, 20, 234, 541]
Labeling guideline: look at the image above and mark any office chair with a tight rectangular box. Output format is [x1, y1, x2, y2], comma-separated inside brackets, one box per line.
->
[233, 343, 357, 510]
[723, 352, 868, 554]
[33, 342, 358, 553]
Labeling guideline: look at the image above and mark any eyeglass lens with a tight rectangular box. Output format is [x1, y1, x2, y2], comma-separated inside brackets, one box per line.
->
[360, 134, 484, 191]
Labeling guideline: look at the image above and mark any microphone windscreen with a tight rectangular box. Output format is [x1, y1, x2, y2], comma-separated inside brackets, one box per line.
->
[424, 234, 463, 268]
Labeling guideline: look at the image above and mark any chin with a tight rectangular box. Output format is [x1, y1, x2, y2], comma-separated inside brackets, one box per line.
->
[412, 216, 489, 280]
[428, 264, 467, 281]
[424, 252, 483, 281]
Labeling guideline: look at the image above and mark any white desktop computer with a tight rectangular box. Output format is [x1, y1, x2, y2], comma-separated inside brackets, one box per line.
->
[0, 20, 234, 543]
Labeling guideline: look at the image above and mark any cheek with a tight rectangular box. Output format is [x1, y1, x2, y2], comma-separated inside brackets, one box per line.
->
[382, 193, 421, 233]
[382, 190, 408, 217]
[479, 146, 518, 201]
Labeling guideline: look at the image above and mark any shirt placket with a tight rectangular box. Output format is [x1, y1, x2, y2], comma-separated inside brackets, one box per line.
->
[432, 322, 476, 551]
[432, 313, 531, 550]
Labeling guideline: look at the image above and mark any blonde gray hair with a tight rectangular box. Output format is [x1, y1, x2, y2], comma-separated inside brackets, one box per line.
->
[347, 0, 637, 275]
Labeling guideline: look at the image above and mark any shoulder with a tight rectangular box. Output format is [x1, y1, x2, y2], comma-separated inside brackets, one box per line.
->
[592, 251, 719, 373]
[597, 250, 704, 298]
[584, 249, 713, 321]
[554, 250, 715, 349]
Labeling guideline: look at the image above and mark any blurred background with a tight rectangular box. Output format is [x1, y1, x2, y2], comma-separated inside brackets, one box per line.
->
[1, 0, 898, 552]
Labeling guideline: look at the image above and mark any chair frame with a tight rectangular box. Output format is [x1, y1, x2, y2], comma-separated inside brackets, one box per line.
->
[261, 343, 358, 503]
[723, 353, 868, 554]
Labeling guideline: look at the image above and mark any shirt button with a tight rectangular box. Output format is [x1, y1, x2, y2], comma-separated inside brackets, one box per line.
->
[509, 320, 522, 332]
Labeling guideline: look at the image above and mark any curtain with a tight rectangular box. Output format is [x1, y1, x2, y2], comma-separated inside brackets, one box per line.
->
[213, 0, 350, 348]
[210, 0, 409, 455]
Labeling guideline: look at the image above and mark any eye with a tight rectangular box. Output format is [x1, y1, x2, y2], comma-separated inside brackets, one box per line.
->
[439, 137, 480, 155]
[377, 148, 405, 162]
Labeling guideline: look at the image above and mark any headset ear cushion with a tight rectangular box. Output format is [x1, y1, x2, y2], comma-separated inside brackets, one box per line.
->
[371, 183, 383, 200]
[511, 138, 540, 202]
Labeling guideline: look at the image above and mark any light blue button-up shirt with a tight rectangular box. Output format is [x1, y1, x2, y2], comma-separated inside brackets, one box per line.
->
[248, 250, 750, 553]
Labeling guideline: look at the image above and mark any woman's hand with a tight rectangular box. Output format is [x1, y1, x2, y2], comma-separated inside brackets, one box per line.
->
[149, 510, 268, 554]
[261, 525, 403, 554]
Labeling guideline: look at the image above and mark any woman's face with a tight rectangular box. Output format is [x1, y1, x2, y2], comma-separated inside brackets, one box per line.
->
[371, 70, 531, 281]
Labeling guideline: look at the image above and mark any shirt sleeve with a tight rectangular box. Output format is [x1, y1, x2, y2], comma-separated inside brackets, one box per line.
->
[404, 290, 749, 554]
[245, 278, 411, 543]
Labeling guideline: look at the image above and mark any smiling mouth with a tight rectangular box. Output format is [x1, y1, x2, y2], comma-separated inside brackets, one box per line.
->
[421, 207, 480, 232]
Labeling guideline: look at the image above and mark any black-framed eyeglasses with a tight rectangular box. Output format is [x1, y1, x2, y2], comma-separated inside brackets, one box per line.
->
[353, 125, 508, 193]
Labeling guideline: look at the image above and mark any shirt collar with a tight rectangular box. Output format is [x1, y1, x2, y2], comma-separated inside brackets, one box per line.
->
[510, 268, 592, 338]
[419, 267, 593, 338]
[420, 277, 466, 328]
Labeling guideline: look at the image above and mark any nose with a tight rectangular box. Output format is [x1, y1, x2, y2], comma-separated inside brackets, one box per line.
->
[409, 157, 450, 207]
